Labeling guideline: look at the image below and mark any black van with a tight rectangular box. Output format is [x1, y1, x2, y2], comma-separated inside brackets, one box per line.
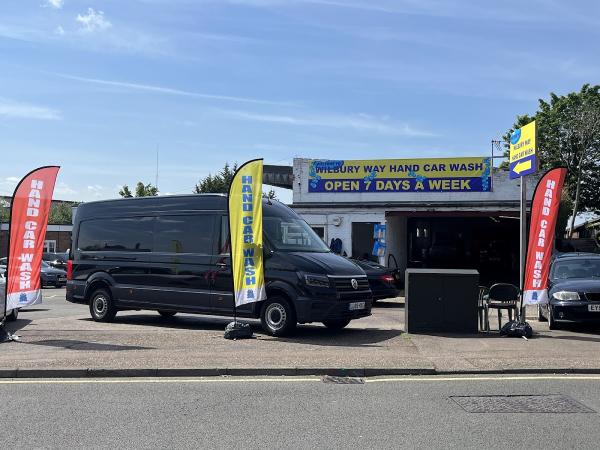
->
[66, 194, 372, 335]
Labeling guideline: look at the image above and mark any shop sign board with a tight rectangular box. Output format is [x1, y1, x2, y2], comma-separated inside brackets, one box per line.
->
[509, 120, 537, 179]
[308, 157, 492, 193]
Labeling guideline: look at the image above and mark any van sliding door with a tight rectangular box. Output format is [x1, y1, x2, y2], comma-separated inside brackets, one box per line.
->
[147, 214, 216, 311]
[210, 215, 253, 316]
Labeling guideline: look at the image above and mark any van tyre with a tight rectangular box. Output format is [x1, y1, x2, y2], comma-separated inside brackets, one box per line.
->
[260, 296, 296, 336]
[323, 319, 351, 330]
[89, 288, 117, 322]
[158, 310, 177, 317]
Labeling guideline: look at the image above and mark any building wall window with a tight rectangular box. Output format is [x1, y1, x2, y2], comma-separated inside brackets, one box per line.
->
[311, 226, 326, 243]
[44, 240, 57, 253]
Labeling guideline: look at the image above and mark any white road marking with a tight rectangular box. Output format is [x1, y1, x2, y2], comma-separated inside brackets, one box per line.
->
[0, 374, 600, 385]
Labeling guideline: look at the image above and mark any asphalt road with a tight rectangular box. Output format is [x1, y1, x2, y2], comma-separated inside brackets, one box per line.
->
[2, 375, 600, 449]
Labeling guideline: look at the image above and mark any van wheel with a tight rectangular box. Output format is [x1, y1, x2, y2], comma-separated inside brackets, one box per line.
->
[89, 288, 117, 322]
[6, 309, 18, 322]
[158, 310, 177, 317]
[323, 319, 351, 330]
[260, 297, 296, 336]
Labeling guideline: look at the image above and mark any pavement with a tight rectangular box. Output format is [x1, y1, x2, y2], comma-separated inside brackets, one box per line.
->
[2, 375, 600, 449]
[3, 288, 600, 377]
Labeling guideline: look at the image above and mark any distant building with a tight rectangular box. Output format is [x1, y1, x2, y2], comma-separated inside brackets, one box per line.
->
[0, 195, 75, 257]
[565, 212, 600, 239]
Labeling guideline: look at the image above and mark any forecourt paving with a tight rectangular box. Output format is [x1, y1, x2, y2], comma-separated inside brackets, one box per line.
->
[3, 289, 600, 377]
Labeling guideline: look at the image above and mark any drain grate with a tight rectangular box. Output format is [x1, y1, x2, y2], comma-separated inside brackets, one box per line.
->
[321, 375, 365, 385]
[450, 395, 595, 414]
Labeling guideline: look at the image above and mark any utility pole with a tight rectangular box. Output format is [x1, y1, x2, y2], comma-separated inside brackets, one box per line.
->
[155, 145, 159, 191]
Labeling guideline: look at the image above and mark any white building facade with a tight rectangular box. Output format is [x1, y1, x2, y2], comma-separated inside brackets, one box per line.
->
[291, 157, 538, 286]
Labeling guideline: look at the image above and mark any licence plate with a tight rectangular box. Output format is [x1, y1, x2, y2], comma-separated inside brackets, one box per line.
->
[588, 305, 600, 312]
[349, 301, 365, 311]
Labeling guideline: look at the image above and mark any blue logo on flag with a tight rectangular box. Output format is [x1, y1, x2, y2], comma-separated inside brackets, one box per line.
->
[532, 292, 538, 301]
[19, 293, 28, 304]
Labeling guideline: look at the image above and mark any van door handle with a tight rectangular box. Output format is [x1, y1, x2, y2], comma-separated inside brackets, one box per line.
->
[216, 262, 227, 267]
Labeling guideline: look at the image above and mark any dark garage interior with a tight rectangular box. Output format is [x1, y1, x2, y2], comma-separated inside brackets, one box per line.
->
[407, 215, 520, 287]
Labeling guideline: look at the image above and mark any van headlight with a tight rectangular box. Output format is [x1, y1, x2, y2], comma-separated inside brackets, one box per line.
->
[552, 291, 580, 301]
[302, 273, 330, 288]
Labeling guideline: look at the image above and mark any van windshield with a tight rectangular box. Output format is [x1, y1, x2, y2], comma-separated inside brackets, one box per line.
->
[263, 215, 330, 253]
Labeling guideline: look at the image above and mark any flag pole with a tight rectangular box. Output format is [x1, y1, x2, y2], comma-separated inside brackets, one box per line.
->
[519, 178, 527, 323]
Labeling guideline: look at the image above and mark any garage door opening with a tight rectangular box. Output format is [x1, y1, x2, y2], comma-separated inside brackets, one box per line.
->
[352, 222, 378, 261]
[407, 216, 519, 286]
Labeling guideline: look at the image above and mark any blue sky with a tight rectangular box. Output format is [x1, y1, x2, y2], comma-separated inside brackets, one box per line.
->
[0, 0, 598, 203]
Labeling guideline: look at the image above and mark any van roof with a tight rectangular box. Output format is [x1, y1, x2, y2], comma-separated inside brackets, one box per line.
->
[74, 193, 287, 221]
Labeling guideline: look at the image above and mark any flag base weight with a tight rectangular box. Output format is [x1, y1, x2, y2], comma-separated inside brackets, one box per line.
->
[0, 325, 20, 343]
[224, 321, 253, 340]
[499, 320, 533, 339]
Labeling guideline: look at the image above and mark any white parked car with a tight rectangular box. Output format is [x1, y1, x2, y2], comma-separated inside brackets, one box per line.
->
[0, 268, 19, 322]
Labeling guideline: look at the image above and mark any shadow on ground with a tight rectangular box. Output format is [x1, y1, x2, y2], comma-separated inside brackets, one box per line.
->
[276, 326, 404, 347]
[79, 313, 403, 347]
[373, 299, 404, 309]
[25, 339, 154, 351]
[534, 323, 600, 343]
[5, 318, 32, 334]
[80, 314, 232, 332]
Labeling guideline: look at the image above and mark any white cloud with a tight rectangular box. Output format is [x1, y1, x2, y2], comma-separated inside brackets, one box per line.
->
[0, 177, 20, 196]
[87, 184, 106, 198]
[76, 8, 112, 33]
[54, 182, 77, 196]
[220, 109, 433, 136]
[45, 0, 64, 9]
[56, 73, 293, 106]
[0, 98, 62, 120]
[54, 25, 65, 36]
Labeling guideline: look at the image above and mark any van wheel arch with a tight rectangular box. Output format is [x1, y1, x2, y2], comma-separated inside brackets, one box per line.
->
[85, 280, 113, 302]
[263, 287, 297, 316]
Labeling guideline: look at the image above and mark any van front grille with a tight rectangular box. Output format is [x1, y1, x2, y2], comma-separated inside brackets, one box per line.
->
[330, 276, 371, 300]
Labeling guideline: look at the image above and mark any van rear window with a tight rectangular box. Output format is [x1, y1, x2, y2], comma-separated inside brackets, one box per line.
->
[78, 217, 153, 252]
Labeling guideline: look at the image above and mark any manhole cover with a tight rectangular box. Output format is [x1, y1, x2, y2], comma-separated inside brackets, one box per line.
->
[450, 395, 595, 413]
[321, 376, 365, 385]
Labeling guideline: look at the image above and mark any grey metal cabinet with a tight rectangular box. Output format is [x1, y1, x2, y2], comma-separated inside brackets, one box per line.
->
[405, 269, 479, 334]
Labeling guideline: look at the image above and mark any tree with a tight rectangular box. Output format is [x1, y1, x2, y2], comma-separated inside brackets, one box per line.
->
[119, 182, 158, 198]
[194, 162, 238, 194]
[263, 188, 277, 199]
[503, 84, 600, 236]
[49, 202, 76, 224]
[1, 200, 78, 224]
[194, 162, 277, 199]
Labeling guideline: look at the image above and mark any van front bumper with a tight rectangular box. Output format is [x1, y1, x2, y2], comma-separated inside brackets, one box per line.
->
[295, 296, 372, 323]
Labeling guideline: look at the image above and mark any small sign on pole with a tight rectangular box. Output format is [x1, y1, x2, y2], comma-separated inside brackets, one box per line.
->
[509, 120, 537, 179]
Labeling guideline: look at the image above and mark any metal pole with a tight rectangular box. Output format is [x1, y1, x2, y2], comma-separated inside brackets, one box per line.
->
[519, 178, 527, 322]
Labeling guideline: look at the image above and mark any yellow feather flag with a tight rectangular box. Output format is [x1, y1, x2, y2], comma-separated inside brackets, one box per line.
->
[228, 159, 267, 307]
